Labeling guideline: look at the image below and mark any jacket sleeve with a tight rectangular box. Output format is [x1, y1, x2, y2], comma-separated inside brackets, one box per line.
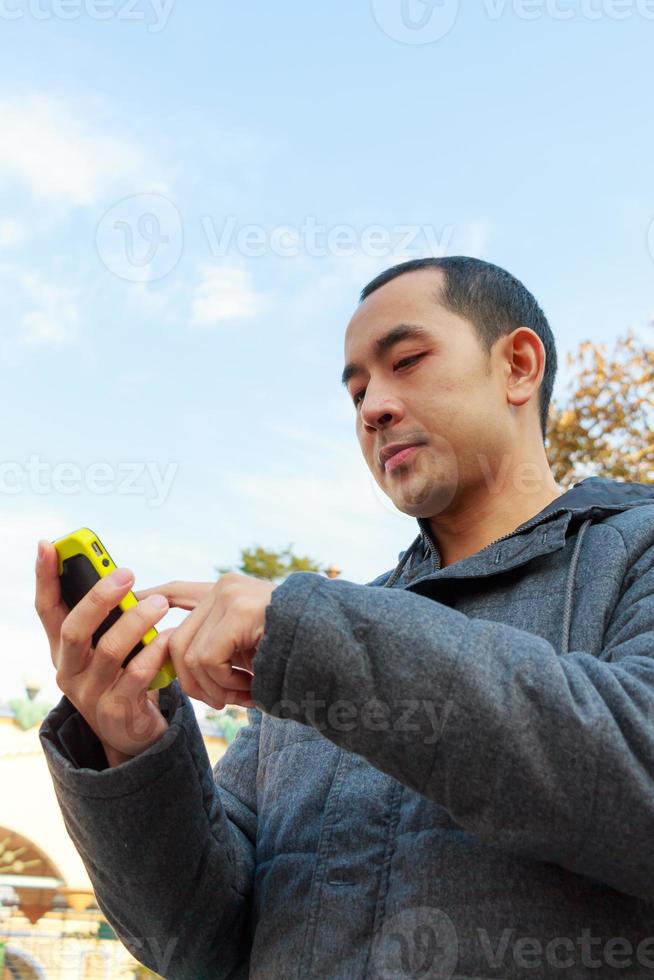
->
[39, 680, 261, 980]
[250, 524, 654, 905]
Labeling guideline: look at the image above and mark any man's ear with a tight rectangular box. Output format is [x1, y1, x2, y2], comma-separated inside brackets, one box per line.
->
[504, 328, 544, 408]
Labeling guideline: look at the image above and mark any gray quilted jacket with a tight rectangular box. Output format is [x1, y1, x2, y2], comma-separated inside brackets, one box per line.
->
[39, 476, 654, 979]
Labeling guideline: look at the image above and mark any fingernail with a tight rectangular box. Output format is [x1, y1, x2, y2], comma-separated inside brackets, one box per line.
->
[112, 568, 133, 585]
[150, 594, 168, 609]
[37, 540, 45, 562]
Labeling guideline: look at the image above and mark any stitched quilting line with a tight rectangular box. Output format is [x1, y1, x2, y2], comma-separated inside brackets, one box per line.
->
[258, 733, 326, 766]
[297, 752, 352, 977]
[254, 850, 320, 869]
[362, 781, 404, 978]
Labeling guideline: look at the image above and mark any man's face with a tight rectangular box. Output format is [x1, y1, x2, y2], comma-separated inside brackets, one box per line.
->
[343, 269, 512, 519]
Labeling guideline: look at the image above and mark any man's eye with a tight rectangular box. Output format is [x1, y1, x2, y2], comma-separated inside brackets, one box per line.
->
[352, 355, 424, 409]
[394, 354, 424, 370]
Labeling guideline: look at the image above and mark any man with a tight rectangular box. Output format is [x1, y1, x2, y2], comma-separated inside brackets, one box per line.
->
[37, 257, 654, 979]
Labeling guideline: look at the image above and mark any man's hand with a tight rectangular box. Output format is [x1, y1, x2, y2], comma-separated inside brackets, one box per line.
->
[134, 574, 275, 710]
[35, 540, 175, 766]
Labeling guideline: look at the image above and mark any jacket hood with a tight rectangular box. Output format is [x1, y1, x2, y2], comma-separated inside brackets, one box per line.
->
[386, 476, 654, 590]
[525, 475, 654, 519]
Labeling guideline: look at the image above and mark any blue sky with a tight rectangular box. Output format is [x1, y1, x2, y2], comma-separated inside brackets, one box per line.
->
[1, 0, 652, 704]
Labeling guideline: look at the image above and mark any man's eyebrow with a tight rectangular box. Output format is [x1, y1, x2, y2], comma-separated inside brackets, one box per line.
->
[341, 323, 433, 388]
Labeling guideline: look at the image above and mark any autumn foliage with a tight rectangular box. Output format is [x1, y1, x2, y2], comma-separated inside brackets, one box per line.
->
[546, 325, 654, 488]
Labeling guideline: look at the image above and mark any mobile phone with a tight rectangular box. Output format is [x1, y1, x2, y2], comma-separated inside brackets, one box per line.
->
[52, 527, 176, 691]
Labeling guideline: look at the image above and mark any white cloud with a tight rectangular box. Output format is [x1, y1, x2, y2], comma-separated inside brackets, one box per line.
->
[14, 271, 80, 347]
[127, 281, 185, 321]
[0, 94, 162, 209]
[190, 263, 268, 326]
[0, 263, 82, 347]
[0, 218, 28, 248]
[21, 309, 75, 346]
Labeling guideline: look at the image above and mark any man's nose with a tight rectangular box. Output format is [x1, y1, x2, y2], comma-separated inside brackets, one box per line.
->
[360, 388, 403, 428]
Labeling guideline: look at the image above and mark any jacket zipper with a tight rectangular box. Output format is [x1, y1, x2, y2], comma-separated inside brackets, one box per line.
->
[421, 506, 571, 571]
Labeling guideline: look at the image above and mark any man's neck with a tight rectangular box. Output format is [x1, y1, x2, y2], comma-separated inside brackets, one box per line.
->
[427, 483, 565, 568]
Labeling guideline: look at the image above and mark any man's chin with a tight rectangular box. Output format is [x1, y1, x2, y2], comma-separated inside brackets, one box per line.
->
[393, 503, 433, 520]
[389, 480, 458, 519]
[387, 492, 434, 519]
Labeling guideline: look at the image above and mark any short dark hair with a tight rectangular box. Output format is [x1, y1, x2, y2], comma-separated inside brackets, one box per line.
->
[359, 256, 557, 444]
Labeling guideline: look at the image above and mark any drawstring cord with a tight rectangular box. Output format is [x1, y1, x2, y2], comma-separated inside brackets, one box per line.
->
[383, 534, 423, 589]
[560, 517, 593, 654]
[383, 514, 593, 655]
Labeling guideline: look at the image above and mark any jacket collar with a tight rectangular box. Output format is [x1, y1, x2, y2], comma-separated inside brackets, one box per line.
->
[387, 477, 654, 588]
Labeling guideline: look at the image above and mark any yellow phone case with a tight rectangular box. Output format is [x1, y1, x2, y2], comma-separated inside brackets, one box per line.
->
[52, 527, 176, 691]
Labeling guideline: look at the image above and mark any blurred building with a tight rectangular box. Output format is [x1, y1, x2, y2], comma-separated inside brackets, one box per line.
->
[0, 680, 244, 980]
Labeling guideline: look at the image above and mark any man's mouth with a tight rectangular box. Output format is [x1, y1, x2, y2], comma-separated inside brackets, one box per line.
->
[380, 443, 425, 471]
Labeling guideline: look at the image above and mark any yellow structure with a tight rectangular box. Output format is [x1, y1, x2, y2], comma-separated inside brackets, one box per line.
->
[0, 688, 234, 980]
